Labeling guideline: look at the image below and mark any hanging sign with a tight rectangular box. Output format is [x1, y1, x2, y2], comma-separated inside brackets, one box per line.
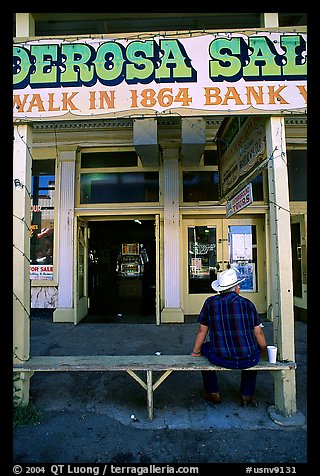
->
[217, 116, 267, 199]
[13, 30, 307, 120]
[226, 183, 253, 218]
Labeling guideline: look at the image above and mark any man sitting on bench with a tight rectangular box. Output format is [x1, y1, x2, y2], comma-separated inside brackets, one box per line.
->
[191, 268, 267, 407]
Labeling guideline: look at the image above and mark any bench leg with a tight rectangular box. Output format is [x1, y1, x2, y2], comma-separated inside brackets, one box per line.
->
[146, 371, 153, 421]
[127, 369, 173, 421]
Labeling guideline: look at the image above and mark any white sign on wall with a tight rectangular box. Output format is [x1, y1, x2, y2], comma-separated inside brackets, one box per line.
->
[226, 183, 253, 218]
[30, 264, 53, 280]
[13, 30, 307, 120]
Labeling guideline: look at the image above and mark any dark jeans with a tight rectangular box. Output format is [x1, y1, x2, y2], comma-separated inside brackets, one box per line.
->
[201, 342, 260, 396]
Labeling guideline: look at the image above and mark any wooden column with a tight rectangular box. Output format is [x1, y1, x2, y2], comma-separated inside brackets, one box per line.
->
[13, 124, 32, 405]
[266, 116, 296, 416]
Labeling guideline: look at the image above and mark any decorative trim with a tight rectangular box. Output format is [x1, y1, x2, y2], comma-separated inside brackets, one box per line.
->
[33, 119, 133, 130]
[32, 116, 306, 132]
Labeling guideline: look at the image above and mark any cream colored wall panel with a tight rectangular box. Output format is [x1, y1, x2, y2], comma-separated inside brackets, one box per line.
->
[31, 287, 58, 308]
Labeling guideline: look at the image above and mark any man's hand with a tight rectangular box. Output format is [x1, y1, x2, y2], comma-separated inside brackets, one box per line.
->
[191, 324, 208, 358]
[259, 347, 268, 359]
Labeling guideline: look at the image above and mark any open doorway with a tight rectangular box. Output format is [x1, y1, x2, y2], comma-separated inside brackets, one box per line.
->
[86, 219, 156, 322]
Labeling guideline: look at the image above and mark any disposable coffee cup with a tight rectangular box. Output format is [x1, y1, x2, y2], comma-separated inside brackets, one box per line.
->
[267, 345, 277, 363]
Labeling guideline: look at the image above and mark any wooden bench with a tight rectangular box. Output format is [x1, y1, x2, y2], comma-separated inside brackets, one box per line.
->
[13, 355, 296, 421]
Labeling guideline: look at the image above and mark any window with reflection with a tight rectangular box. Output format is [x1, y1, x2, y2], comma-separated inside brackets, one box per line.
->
[203, 150, 218, 166]
[188, 226, 217, 294]
[30, 160, 55, 280]
[251, 174, 264, 201]
[81, 151, 138, 168]
[80, 172, 159, 203]
[183, 171, 219, 202]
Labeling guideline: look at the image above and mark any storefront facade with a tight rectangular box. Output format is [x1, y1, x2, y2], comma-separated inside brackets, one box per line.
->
[13, 13, 307, 328]
[13, 12, 307, 413]
[25, 120, 271, 324]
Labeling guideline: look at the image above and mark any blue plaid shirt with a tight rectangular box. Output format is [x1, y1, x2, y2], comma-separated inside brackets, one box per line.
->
[198, 291, 262, 358]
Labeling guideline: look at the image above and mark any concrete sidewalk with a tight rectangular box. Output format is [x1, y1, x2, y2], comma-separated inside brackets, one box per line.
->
[27, 316, 307, 428]
[13, 315, 308, 464]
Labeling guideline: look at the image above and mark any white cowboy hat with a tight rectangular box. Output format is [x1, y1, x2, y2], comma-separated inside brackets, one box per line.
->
[211, 268, 245, 292]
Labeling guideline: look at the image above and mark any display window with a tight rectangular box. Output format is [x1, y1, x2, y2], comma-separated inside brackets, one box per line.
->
[30, 160, 55, 280]
[228, 225, 257, 292]
[188, 226, 217, 294]
[183, 217, 265, 315]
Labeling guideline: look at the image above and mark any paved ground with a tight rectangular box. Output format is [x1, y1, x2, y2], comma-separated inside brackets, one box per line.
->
[12, 315, 309, 466]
